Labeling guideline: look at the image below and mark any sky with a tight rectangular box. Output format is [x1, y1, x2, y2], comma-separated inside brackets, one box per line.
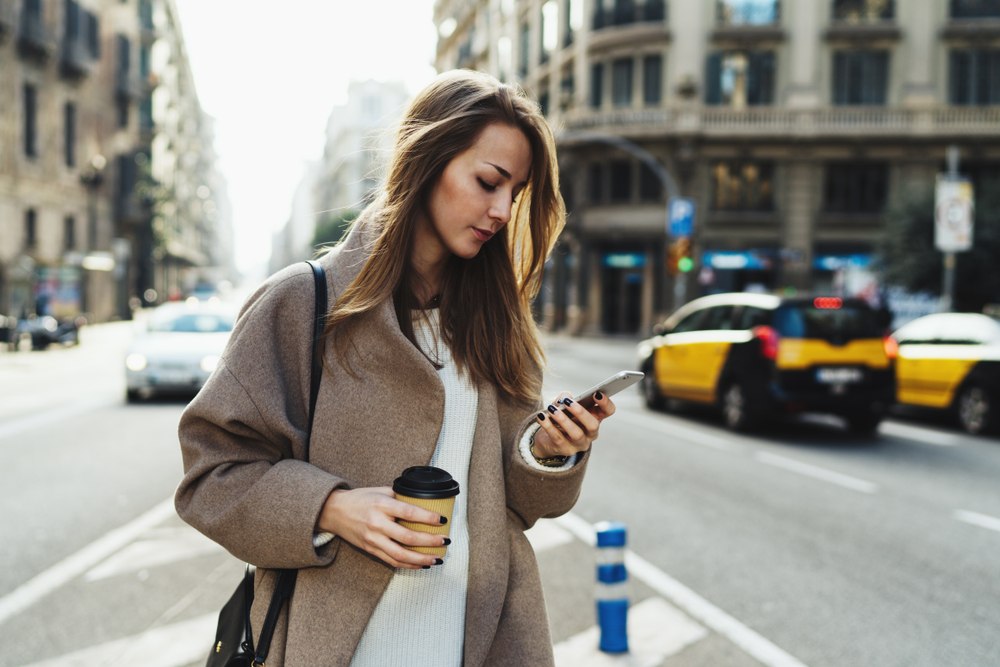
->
[173, 1, 438, 283]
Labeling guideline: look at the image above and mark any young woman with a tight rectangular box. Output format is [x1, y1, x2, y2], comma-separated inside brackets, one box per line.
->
[176, 69, 617, 666]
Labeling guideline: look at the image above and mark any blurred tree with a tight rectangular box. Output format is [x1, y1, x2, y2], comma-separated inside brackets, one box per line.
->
[311, 209, 359, 249]
[878, 182, 1000, 312]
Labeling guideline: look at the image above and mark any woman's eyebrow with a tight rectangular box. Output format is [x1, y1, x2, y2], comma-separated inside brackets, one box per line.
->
[486, 162, 512, 179]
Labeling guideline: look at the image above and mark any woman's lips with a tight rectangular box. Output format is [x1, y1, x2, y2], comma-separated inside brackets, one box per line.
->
[472, 227, 494, 242]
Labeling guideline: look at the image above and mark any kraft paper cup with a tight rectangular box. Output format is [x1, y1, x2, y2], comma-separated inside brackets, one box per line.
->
[393, 466, 460, 557]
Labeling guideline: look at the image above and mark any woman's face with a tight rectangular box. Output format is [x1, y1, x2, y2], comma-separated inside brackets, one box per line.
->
[416, 122, 532, 268]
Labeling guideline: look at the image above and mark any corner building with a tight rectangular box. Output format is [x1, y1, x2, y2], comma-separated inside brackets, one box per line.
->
[434, 0, 1000, 335]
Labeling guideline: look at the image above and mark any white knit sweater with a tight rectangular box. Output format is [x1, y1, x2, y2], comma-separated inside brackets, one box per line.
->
[350, 309, 477, 666]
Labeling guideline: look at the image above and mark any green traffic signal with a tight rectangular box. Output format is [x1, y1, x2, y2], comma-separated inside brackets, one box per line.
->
[677, 256, 694, 273]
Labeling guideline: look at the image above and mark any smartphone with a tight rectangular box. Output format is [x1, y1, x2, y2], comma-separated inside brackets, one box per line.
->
[573, 370, 644, 409]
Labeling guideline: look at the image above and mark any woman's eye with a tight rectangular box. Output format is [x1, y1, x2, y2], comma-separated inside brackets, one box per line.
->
[477, 178, 498, 192]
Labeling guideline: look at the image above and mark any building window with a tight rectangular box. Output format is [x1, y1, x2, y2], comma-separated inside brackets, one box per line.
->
[24, 84, 38, 158]
[64, 102, 77, 168]
[539, 90, 550, 116]
[590, 62, 605, 108]
[832, 0, 894, 21]
[644, 0, 666, 21]
[643, 54, 662, 105]
[86, 10, 101, 58]
[949, 49, 1000, 105]
[116, 35, 132, 128]
[717, 0, 780, 26]
[705, 51, 775, 106]
[588, 163, 604, 204]
[639, 163, 662, 201]
[824, 162, 888, 213]
[609, 160, 631, 202]
[612, 58, 633, 107]
[25, 209, 38, 249]
[65, 216, 77, 251]
[710, 161, 775, 211]
[832, 51, 889, 105]
[950, 0, 1000, 19]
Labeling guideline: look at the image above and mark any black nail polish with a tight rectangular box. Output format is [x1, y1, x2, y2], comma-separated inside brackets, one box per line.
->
[439, 516, 448, 524]
[561, 397, 574, 406]
[547, 404, 558, 413]
[435, 558, 444, 565]
[442, 538, 451, 545]
[537, 412, 546, 420]
[594, 391, 604, 400]
[422, 565, 430, 569]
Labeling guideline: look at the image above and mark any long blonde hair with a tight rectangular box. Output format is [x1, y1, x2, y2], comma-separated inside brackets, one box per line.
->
[324, 70, 564, 403]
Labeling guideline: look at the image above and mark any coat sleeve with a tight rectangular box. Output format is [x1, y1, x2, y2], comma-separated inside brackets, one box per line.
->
[498, 370, 590, 531]
[174, 264, 347, 569]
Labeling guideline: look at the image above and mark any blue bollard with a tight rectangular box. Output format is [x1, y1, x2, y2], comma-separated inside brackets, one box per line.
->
[595, 521, 629, 653]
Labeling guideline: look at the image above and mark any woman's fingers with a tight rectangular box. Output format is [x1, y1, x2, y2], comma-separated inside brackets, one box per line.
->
[532, 391, 619, 457]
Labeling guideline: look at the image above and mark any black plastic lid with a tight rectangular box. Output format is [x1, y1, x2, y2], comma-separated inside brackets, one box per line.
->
[392, 465, 460, 499]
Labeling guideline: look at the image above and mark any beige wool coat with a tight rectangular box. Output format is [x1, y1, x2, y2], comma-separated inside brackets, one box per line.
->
[175, 211, 589, 666]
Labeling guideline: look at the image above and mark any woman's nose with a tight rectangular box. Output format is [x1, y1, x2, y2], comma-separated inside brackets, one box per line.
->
[489, 196, 512, 226]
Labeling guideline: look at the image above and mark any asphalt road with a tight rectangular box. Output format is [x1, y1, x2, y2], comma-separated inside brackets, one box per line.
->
[0, 321, 998, 666]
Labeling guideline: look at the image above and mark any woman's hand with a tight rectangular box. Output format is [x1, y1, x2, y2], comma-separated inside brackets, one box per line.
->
[316, 487, 448, 569]
[530, 391, 616, 459]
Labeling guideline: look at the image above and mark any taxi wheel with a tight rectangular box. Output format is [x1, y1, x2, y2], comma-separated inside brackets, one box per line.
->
[641, 368, 665, 410]
[955, 385, 994, 435]
[721, 381, 759, 432]
[846, 411, 883, 435]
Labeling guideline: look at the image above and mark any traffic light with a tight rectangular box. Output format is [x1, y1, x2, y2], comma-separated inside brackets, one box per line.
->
[667, 238, 693, 276]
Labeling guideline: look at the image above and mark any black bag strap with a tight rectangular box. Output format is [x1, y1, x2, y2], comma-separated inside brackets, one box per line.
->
[251, 259, 328, 665]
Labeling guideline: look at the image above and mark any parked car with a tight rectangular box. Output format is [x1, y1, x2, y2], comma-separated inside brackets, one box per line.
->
[890, 312, 1000, 435]
[16, 315, 83, 350]
[0, 313, 17, 350]
[125, 301, 236, 402]
[637, 293, 896, 433]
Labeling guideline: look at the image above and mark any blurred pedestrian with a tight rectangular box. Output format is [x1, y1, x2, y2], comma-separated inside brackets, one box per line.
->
[175, 69, 617, 666]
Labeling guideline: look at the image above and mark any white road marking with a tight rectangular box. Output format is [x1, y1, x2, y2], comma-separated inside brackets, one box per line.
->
[0, 498, 177, 625]
[527, 518, 575, 552]
[880, 422, 961, 447]
[0, 396, 118, 442]
[622, 410, 744, 453]
[555, 513, 809, 667]
[84, 526, 224, 581]
[954, 509, 1000, 534]
[16, 612, 217, 667]
[755, 451, 879, 494]
[554, 597, 708, 667]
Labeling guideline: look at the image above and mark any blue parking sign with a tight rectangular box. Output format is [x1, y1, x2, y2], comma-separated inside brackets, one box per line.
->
[668, 198, 694, 238]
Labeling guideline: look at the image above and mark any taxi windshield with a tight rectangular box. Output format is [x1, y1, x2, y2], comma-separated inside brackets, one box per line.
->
[774, 303, 884, 340]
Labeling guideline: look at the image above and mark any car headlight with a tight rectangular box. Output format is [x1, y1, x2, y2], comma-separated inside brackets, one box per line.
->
[126, 353, 148, 371]
[200, 355, 220, 373]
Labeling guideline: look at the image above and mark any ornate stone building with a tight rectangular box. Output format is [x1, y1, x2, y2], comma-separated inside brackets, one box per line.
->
[434, 0, 1000, 334]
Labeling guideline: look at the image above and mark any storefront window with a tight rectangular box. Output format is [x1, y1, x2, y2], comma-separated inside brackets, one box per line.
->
[710, 161, 775, 210]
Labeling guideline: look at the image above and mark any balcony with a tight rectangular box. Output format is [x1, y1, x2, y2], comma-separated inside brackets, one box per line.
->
[60, 38, 94, 78]
[941, 18, 1000, 40]
[588, 20, 671, 53]
[116, 70, 142, 101]
[560, 106, 1000, 140]
[825, 20, 900, 42]
[18, 14, 54, 60]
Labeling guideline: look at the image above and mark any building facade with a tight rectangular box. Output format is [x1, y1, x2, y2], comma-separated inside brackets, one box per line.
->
[0, 0, 230, 324]
[434, 0, 1000, 334]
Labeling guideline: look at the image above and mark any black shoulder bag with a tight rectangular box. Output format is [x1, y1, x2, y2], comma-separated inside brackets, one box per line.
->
[207, 259, 328, 667]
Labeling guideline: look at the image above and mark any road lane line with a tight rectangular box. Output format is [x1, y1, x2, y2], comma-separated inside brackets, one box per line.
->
[0, 497, 176, 625]
[555, 513, 809, 667]
[954, 509, 1000, 534]
[16, 611, 216, 667]
[0, 396, 118, 442]
[755, 452, 879, 494]
[880, 422, 961, 447]
[622, 411, 743, 453]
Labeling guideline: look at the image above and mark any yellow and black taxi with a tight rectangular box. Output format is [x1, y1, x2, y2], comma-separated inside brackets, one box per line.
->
[637, 293, 896, 433]
[890, 312, 1000, 435]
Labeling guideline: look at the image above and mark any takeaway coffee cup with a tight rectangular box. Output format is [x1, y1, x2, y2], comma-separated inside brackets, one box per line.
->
[393, 465, 460, 556]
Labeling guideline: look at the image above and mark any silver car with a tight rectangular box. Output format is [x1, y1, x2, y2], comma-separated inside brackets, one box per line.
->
[125, 300, 236, 402]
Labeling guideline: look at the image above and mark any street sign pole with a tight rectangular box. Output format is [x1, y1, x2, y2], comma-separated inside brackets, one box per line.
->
[936, 146, 973, 313]
[668, 198, 695, 310]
